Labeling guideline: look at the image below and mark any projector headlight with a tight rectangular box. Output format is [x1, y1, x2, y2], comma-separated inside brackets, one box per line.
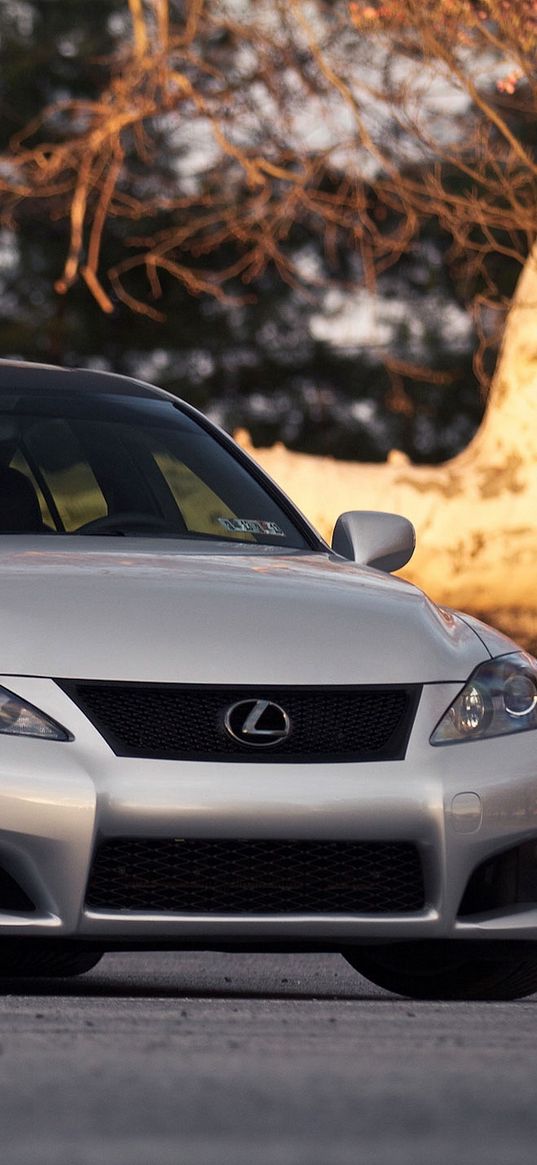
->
[431, 652, 537, 745]
[0, 687, 69, 740]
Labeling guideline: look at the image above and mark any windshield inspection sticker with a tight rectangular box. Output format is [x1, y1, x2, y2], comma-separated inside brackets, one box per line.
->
[218, 518, 285, 536]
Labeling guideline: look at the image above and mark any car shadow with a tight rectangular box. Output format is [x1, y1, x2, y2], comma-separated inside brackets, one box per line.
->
[0, 977, 386, 1001]
[1, 973, 533, 1002]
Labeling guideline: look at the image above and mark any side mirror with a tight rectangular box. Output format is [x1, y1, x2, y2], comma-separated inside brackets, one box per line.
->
[332, 511, 416, 572]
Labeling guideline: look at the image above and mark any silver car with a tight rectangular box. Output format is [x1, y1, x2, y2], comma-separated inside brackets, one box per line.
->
[0, 358, 536, 999]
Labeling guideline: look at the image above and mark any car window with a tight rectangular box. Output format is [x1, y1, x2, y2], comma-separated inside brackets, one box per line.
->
[9, 449, 54, 527]
[0, 393, 309, 547]
[22, 419, 108, 531]
[152, 452, 254, 540]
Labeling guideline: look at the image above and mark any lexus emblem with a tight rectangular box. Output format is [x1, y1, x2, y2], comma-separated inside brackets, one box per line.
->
[224, 698, 291, 747]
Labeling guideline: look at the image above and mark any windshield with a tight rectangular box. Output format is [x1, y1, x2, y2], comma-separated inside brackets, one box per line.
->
[0, 393, 309, 548]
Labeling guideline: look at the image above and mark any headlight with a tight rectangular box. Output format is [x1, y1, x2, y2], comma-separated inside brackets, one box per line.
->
[0, 687, 69, 740]
[430, 652, 537, 745]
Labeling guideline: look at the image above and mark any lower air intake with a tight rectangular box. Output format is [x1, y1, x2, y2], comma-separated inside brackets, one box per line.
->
[86, 838, 425, 914]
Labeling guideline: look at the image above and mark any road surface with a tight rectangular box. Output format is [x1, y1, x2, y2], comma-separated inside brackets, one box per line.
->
[1, 951, 537, 1164]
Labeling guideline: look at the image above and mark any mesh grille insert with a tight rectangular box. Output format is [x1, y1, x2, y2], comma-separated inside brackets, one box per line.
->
[86, 838, 425, 914]
[58, 682, 420, 761]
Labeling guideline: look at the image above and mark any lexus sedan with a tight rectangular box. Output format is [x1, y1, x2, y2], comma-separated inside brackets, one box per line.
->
[0, 359, 536, 999]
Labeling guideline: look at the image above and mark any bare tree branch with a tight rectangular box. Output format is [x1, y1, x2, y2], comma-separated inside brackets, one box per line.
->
[0, 0, 535, 377]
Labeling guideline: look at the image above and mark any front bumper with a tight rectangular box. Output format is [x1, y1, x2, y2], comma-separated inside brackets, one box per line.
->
[1, 676, 537, 946]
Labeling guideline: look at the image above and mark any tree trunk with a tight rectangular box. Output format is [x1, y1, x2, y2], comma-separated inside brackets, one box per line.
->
[237, 242, 537, 642]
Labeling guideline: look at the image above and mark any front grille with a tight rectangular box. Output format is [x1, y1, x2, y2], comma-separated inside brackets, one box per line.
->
[57, 681, 421, 761]
[86, 838, 425, 914]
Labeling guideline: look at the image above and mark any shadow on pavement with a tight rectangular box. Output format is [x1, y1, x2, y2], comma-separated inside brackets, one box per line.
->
[0, 975, 386, 1001]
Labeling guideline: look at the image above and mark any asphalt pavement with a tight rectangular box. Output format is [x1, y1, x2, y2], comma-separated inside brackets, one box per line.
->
[1, 950, 537, 1165]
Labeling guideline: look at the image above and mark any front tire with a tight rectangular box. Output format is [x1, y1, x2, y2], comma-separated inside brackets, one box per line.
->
[343, 942, 537, 1001]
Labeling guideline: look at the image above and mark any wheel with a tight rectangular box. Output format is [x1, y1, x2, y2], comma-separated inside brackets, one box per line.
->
[0, 943, 103, 978]
[343, 942, 537, 1001]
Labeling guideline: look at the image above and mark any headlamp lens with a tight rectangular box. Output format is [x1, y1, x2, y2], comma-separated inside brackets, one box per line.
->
[458, 685, 487, 734]
[431, 652, 537, 745]
[0, 687, 68, 740]
[503, 672, 537, 718]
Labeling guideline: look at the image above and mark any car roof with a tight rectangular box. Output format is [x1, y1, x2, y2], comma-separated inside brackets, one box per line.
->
[0, 359, 176, 401]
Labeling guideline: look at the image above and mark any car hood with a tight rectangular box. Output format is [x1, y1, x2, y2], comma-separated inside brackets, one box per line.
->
[0, 538, 490, 684]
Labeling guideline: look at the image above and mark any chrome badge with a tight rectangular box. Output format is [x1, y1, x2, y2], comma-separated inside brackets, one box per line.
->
[224, 699, 291, 747]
